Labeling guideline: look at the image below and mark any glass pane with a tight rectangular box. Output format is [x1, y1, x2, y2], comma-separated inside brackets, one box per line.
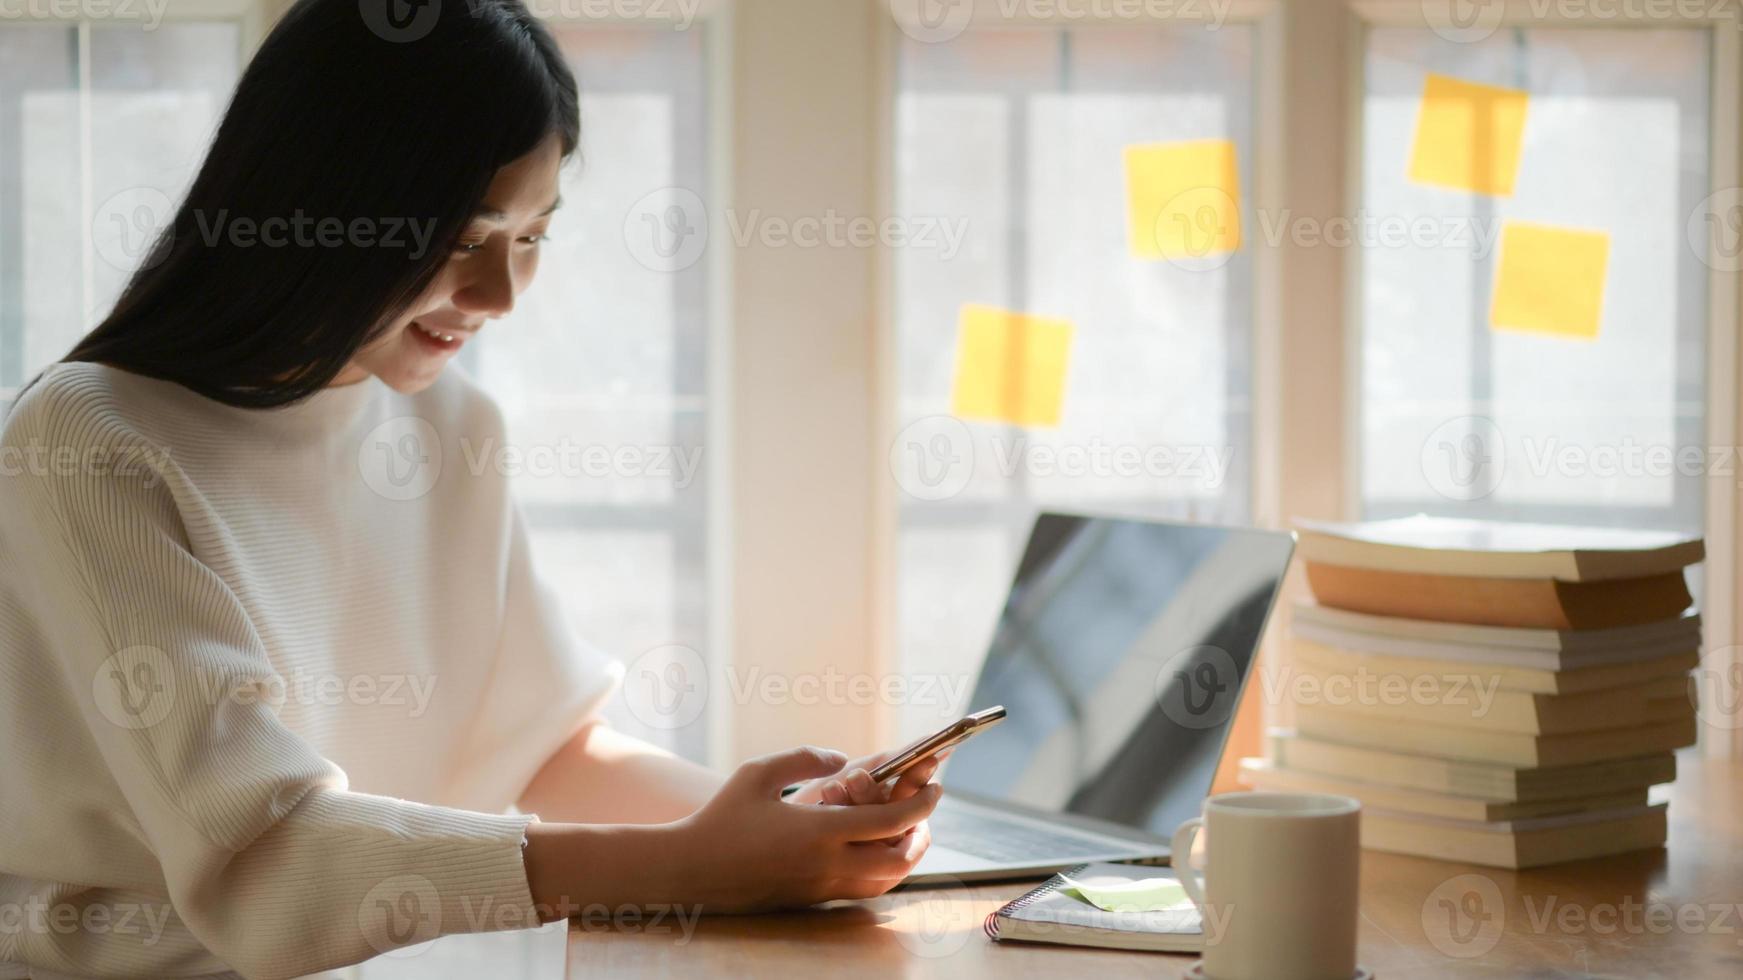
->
[893, 26, 1256, 738]
[527, 526, 681, 746]
[1360, 27, 1709, 536]
[469, 26, 711, 758]
[0, 22, 239, 390]
[896, 524, 1011, 738]
[88, 24, 241, 334]
[1, 25, 78, 391]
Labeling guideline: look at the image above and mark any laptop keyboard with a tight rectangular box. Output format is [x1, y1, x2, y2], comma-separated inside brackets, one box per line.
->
[929, 805, 1135, 865]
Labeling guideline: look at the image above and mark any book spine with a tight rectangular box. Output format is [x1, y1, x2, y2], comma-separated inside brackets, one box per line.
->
[983, 864, 1086, 941]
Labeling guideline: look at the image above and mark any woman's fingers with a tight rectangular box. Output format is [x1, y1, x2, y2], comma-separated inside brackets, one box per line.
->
[818, 782, 942, 841]
[834, 820, 933, 879]
[843, 768, 884, 804]
[790, 749, 897, 805]
[889, 754, 943, 801]
[798, 828, 932, 905]
[816, 767, 886, 806]
[693, 744, 948, 911]
[741, 745, 848, 797]
[809, 746, 953, 808]
[859, 749, 895, 771]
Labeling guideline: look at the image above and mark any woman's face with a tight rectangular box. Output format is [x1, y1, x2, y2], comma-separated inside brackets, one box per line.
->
[334, 133, 563, 392]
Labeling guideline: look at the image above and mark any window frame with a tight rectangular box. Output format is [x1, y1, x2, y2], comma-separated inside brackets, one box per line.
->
[0, 0, 741, 765]
[869, 0, 1290, 771]
[0, 0, 262, 400]
[1343, 0, 1742, 757]
[483, 12, 728, 765]
[532, 0, 735, 768]
[8, 0, 1737, 765]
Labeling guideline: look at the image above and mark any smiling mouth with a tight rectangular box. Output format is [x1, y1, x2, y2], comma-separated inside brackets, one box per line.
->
[412, 321, 461, 343]
[408, 320, 472, 355]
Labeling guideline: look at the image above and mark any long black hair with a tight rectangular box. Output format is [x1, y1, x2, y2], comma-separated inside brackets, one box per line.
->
[57, 0, 579, 407]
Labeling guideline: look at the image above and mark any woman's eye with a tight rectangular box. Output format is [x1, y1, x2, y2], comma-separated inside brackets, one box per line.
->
[454, 235, 544, 254]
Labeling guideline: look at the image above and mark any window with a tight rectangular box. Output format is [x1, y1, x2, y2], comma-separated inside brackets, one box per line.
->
[464, 23, 713, 760]
[1358, 27, 1711, 538]
[891, 24, 1257, 738]
[0, 21, 242, 392]
[0, 14, 716, 760]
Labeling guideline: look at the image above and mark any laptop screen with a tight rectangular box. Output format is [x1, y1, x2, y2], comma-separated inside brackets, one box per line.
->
[940, 512, 1295, 838]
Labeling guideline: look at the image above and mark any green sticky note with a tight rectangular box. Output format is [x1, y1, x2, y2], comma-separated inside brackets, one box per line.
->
[1061, 874, 1193, 913]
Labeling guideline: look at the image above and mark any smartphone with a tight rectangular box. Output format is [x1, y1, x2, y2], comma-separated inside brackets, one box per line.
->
[867, 705, 1006, 784]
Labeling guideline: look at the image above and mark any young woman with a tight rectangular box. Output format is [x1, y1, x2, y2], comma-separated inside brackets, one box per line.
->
[0, 1, 940, 976]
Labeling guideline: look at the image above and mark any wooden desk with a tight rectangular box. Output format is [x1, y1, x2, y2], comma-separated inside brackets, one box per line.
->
[567, 755, 1743, 978]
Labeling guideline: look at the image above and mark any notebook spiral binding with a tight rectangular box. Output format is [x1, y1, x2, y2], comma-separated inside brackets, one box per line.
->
[982, 863, 1091, 941]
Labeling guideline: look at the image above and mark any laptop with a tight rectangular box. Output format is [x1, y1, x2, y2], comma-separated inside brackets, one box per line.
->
[905, 512, 1296, 884]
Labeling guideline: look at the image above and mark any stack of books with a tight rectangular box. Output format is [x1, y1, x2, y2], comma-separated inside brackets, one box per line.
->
[1241, 515, 1703, 869]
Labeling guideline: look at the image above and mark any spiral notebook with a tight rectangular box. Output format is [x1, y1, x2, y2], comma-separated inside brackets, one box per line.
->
[982, 862, 1204, 953]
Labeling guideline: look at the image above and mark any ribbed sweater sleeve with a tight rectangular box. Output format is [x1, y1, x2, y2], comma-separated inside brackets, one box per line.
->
[0, 387, 547, 978]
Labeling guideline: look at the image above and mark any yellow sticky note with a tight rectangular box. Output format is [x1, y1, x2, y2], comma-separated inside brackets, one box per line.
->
[1123, 140, 1242, 259]
[950, 304, 1074, 428]
[1489, 222, 1610, 339]
[1408, 73, 1530, 196]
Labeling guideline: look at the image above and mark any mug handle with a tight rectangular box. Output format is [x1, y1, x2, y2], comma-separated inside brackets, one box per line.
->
[1170, 816, 1206, 910]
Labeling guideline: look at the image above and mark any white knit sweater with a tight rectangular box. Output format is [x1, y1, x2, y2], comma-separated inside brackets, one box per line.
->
[0, 362, 620, 979]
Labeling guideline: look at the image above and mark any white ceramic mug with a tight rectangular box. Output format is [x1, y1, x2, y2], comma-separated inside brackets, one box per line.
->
[1170, 792, 1362, 980]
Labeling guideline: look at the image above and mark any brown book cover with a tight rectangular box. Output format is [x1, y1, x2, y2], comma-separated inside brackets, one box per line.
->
[1304, 562, 1692, 629]
[1292, 639, 1701, 695]
[1294, 516, 1703, 581]
[1286, 664, 1691, 734]
[1294, 705, 1697, 768]
[1359, 804, 1667, 869]
[1239, 758, 1649, 822]
[1267, 731, 1678, 802]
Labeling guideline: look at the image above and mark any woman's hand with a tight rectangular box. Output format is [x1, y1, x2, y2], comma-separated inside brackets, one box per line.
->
[522, 745, 942, 918]
[665, 746, 940, 910]
[784, 747, 947, 807]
